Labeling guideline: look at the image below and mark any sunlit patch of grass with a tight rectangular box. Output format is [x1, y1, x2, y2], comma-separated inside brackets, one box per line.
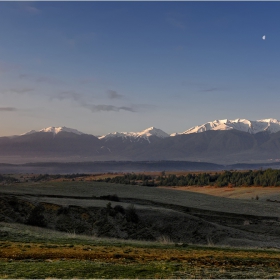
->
[1, 239, 280, 264]
[1, 221, 280, 278]
[0, 261, 179, 279]
[1, 235, 280, 278]
[1, 259, 280, 279]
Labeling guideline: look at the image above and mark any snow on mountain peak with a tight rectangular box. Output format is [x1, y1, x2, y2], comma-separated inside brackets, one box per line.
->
[19, 118, 280, 140]
[174, 118, 280, 135]
[138, 127, 170, 138]
[258, 118, 279, 123]
[98, 127, 169, 140]
[23, 126, 85, 136]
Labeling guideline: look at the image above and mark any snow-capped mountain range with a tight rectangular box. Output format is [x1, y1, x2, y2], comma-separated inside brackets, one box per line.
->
[175, 118, 280, 135]
[19, 118, 280, 139]
[98, 127, 169, 142]
[3, 118, 280, 164]
[23, 126, 85, 136]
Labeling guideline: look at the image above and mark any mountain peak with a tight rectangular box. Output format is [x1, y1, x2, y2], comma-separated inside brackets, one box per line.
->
[138, 127, 169, 138]
[175, 118, 280, 135]
[258, 118, 279, 123]
[23, 126, 85, 136]
[99, 127, 169, 140]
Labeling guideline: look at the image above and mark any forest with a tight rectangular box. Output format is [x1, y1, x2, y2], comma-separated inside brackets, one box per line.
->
[99, 169, 280, 187]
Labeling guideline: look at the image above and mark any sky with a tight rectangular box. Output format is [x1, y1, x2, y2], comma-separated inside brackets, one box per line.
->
[0, 1, 280, 136]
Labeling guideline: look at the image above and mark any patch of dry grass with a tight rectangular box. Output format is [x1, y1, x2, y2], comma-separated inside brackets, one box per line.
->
[1, 240, 280, 278]
[159, 185, 280, 200]
[1, 222, 280, 278]
[1, 239, 280, 265]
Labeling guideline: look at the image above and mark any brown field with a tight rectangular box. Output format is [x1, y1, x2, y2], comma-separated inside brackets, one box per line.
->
[159, 185, 280, 200]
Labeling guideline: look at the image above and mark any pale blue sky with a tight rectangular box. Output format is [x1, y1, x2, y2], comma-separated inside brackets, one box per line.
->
[0, 2, 280, 136]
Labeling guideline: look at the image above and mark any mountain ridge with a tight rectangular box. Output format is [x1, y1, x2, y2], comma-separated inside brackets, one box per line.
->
[23, 126, 85, 136]
[9, 118, 280, 139]
[176, 118, 280, 135]
[2, 118, 280, 164]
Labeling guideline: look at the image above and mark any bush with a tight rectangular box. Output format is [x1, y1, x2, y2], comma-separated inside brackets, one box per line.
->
[125, 204, 139, 223]
[27, 205, 46, 227]
[114, 205, 125, 214]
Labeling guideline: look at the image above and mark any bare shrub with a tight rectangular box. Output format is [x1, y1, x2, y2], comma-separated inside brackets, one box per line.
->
[206, 235, 214, 246]
[157, 235, 173, 244]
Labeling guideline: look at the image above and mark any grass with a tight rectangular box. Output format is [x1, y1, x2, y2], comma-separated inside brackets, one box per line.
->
[1, 247, 280, 279]
[0, 261, 180, 279]
[1, 259, 280, 279]
[2, 176, 280, 278]
[2, 179, 279, 218]
[1, 222, 280, 278]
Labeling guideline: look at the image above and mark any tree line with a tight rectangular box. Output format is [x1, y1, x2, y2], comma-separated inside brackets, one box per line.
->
[99, 169, 280, 187]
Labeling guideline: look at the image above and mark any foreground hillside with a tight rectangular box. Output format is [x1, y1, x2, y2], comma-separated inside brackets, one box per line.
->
[1, 176, 280, 278]
[1, 222, 280, 278]
[1, 179, 280, 248]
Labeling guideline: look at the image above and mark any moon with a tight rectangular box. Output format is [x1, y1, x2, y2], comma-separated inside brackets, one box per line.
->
[262, 35, 266, 40]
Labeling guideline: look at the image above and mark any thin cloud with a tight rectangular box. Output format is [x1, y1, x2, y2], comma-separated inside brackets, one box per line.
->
[66, 32, 96, 48]
[107, 90, 123, 99]
[51, 91, 152, 113]
[18, 74, 30, 79]
[0, 107, 17, 112]
[51, 90, 82, 102]
[18, 3, 41, 14]
[199, 87, 228, 93]
[181, 81, 229, 93]
[175, 45, 184, 51]
[18, 73, 63, 85]
[36, 76, 63, 85]
[181, 81, 208, 87]
[0, 61, 19, 74]
[200, 87, 221, 92]
[166, 17, 186, 29]
[24, 5, 40, 14]
[82, 103, 136, 113]
[132, 103, 156, 111]
[79, 77, 95, 85]
[1, 87, 35, 94]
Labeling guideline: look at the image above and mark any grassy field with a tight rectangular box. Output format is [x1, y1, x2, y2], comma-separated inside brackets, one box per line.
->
[1, 179, 280, 217]
[1, 175, 280, 278]
[1, 222, 280, 279]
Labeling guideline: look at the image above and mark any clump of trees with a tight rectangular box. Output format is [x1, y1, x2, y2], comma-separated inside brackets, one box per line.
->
[99, 169, 280, 187]
[26, 204, 47, 227]
[105, 202, 139, 223]
[158, 169, 280, 187]
[30, 173, 90, 182]
[0, 175, 19, 183]
[98, 173, 156, 186]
